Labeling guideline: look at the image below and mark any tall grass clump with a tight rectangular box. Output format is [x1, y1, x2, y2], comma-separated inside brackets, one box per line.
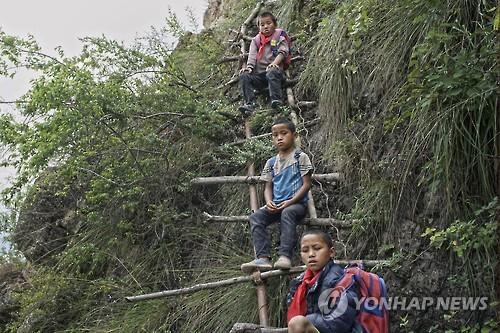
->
[396, 17, 497, 218]
[298, 0, 453, 141]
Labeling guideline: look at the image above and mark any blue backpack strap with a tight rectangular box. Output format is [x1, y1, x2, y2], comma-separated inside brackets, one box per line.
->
[269, 150, 302, 178]
[270, 29, 283, 57]
[253, 29, 280, 50]
[268, 155, 277, 178]
[294, 149, 302, 173]
[253, 33, 261, 49]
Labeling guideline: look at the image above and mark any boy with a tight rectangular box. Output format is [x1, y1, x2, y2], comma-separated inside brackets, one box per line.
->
[287, 229, 358, 333]
[238, 11, 290, 115]
[241, 118, 313, 273]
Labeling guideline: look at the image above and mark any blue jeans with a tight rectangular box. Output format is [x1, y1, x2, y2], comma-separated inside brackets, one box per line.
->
[240, 69, 284, 105]
[249, 203, 307, 259]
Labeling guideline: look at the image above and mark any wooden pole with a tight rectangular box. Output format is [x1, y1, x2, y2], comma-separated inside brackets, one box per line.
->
[202, 212, 355, 228]
[296, 101, 317, 109]
[191, 173, 341, 185]
[280, 69, 320, 219]
[494, 10, 499, 320]
[240, 1, 269, 326]
[230, 323, 288, 333]
[494, 11, 500, 320]
[125, 261, 389, 302]
[227, 118, 321, 146]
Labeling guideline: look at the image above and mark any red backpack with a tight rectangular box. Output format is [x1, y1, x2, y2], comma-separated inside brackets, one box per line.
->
[253, 28, 292, 69]
[331, 264, 389, 333]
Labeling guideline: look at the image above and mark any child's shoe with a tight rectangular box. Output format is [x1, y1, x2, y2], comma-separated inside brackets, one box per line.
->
[238, 103, 256, 116]
[271, 100, 283, 110]
[273, 256, 291, 270]
[241, 257, 272, 274]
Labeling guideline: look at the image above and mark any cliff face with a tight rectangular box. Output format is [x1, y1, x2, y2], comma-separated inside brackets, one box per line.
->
[203, 0, 223, 29]
[203, 0, 232, 29]
[203, 0, 257, 29]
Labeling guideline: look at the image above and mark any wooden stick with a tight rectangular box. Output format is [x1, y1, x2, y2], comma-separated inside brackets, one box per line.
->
[217, 75, 240, 89]
[125, 261, 388, 302]
[283, 77, 299, 88]
[230, 323, 288, 333]
[229, 132, 272, 146]
[239, 1, 269, 326]
[229, 29, 298, 43]
[218, 77, 297, 89]
[134, 112, 196, 119]
[202, 212, 355, 228]
[218, 54, 249, 64]
[227, 118, 321, 146]
[219, 55, 304, 64]
[296, 101, 317, 109]
[191, 173, 341, 185]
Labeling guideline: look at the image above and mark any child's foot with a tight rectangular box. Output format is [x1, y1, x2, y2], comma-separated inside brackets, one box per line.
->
[238, 103, 256, 117]
[271, 100, 283, 110]
[241, 257, 272, 274]
[273, 256, 291, 270]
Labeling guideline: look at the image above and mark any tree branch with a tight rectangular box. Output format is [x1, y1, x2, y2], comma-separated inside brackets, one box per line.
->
[134, 112, 196, 119]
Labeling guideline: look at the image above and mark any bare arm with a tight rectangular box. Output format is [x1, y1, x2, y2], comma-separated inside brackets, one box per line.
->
[268, 35, 289, 69]
[246, 38, 257, 70]
[270, 53, 284, 66]
[264, 181, 273, 203]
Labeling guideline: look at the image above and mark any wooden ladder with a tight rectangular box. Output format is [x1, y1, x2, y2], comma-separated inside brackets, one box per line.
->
[189, 1, 387, 329]
[126, 3, 388, 332]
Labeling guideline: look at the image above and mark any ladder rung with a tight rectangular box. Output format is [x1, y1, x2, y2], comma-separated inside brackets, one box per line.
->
[191, 173, 341, 185]
[202, 212, 354, 227]
[229, 29, 299, 43]
[296, 101, 317, 108]
[230, 323, 287, 333]
[227, 118, 321, 146]
[125, 261, 389, 302]
[219, 54, 303, 64]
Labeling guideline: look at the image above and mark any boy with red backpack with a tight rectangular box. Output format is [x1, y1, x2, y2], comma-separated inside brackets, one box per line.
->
[287, 229, 389, 333]
[239, 11, 292, 116]
[287, 230, 358, 333]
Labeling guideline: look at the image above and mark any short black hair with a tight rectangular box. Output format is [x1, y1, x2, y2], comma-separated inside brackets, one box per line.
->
[300, 229, 334, 248]
[272, 118, 296, 133]
[258, 11, 277, 25]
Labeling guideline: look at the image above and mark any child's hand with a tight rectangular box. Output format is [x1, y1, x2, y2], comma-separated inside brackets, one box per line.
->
[277, 200, 292, 210]
[266, 200, 280, 214]
[239, 67, 252, 74]
[266, 63, 279, 71]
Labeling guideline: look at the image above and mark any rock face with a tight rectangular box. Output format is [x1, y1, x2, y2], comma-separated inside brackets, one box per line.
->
[203, 0, 242, 29]
[13, 168, 80, 264]
[0, 263, 25, 331]
[203, 0, 223, 29]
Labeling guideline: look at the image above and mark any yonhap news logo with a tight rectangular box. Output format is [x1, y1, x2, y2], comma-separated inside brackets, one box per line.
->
[318, 288, 489, 318]
[318, 286, 349, 319]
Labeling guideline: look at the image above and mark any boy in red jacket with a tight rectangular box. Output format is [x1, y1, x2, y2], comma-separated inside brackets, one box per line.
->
[238, 11, 290, 115]
[287, 230, 358, 333]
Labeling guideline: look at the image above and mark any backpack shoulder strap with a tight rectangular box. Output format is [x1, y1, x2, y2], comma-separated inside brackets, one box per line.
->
[253, 34, 261, 48]
[294, 149, 302, 173]
[294, 149, 302, 160]
[272, 28, 283, 41]
[269, 151, 301, 177]
[268, 155, 277, 177]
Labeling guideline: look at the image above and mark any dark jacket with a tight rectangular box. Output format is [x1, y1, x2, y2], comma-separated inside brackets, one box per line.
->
[286, 260, 358, 333]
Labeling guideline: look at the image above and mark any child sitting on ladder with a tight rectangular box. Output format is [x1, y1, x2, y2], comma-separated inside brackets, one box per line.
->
[241, 118, 312, 272]
[287, 229, 358, 333]
[238, 11, 291, 116]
